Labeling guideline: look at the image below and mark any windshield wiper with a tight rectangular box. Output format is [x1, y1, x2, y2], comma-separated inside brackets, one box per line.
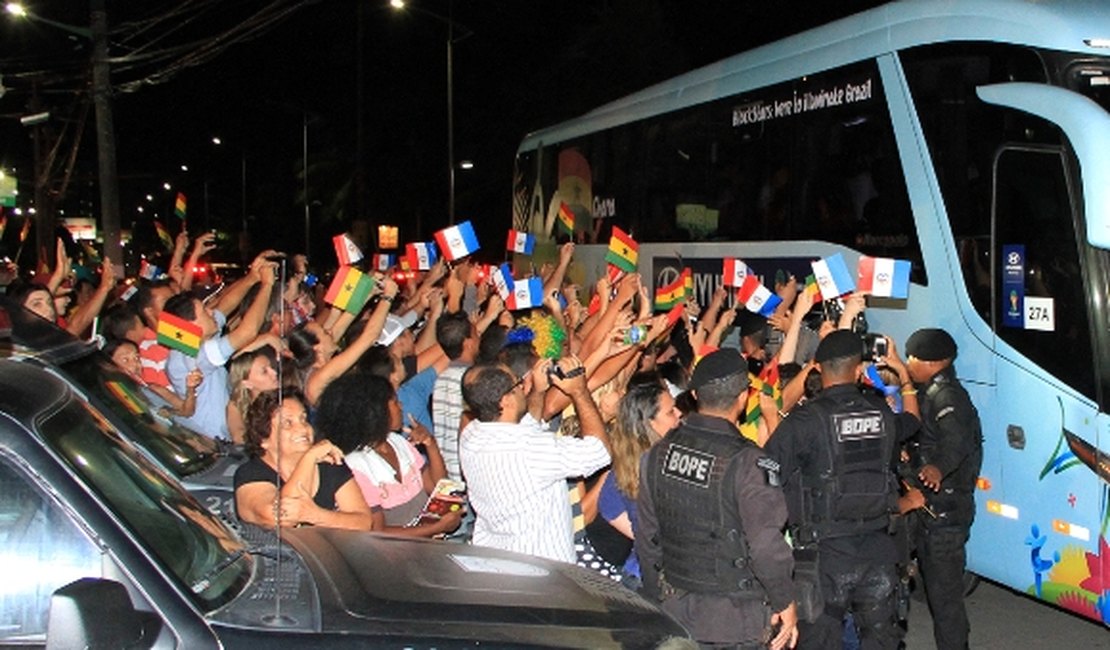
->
[190, 549, 248, 595]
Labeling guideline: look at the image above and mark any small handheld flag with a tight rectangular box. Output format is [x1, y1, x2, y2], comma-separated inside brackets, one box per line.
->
[653, 272, 688, 311]
[722, 258, 750, 288]
[371, 254, 395, 272]
[405, 242, 438, 271]
[18, 217, 31, 243]
[156, 311, 203, 357]
[857, 256, 911, 299]
[604, 226, 638, 273]
[506, 229, 536, 255]
[434, 220, 481, 262]
[324, 266, 375, 314]
[491, 263, 514, 300]
[507, 276, 544, 310]
[811, 253, 856, 300]
[139, 259, 162, 280]
[333, 233, 364, 266]
[557, 202, 575, 236]
[737, 274, 782, 317]
[174, 192, 187, 220]
[154, 220, 174, 251]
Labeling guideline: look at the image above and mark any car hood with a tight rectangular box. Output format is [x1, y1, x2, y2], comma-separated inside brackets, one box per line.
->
[227, 527, 686, 649]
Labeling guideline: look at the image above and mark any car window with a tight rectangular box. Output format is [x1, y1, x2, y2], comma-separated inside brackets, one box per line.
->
[40, 397, 252, 611]
[0, 457, 101, 642]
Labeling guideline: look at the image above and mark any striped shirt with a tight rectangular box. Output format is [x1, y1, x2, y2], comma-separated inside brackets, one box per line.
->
[139, 327, 171, 388]
[460, 420, 611, 563]
[431, 362, 469, 482]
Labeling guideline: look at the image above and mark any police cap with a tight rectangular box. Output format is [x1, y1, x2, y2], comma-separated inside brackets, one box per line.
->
[905, 328, 957, 361]
[814, 330, 864, 363]
[689, 348, 749, 391]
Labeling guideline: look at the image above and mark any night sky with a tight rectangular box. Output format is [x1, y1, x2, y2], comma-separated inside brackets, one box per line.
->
[0, 0, 885, 267]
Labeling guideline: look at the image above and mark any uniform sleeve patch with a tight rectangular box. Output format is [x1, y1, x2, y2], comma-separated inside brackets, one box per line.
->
[935, 406, 956, 420]
[756, 456, 782, 487]
[662, 443, 715, 488]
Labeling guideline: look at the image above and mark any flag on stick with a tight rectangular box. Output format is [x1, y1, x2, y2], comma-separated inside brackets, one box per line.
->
[857, 256, 911, 299]
[556, 202, 575, 236]
[371, 254, 395, 272]
[434, 220, 481, 262]
[654, 273, 687, 311]
[156, 311, 203, 357]
[811, 253, 855, 300]
[491, 263, 514, 300]
[803, 274, 821, 300]
[723, 258, 751, 288]
[505, 229, 536, 255]
[154, 221, 174, 251]
[405, 242, 438, 270]
[604, 226, 638, 273]
[174, 192, 187, 220]
[18, 217, 31, 242]
[507, 276, 544, 310]
[333, 233, 363, 266]
[737, 274, 782, 317]
[324, 266, 375, 314]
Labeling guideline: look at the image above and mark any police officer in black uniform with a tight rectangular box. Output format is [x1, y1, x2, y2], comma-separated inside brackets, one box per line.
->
[764, 330, 918, 650]
[904, 328, 982, 650]
[637, 348, 799, 650]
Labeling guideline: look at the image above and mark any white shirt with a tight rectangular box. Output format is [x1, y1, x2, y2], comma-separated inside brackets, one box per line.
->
[459, 419, 610, 563]
[432, 362, 468, 481]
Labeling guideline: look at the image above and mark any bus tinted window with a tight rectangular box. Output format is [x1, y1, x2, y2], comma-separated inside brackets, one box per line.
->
[516, 59, 923, 283]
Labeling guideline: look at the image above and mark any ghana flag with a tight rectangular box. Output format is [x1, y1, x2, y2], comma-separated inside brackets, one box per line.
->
[154, 220, 174, 251]
[557, 201, 575, 235]
[325, 266, 375, 314]
[604, 226, 638, 273]
[156, 311, 203, 357]
[174, 192, 187, 220]
[654, 270, 688, 310]
[105, 380, 147, 416]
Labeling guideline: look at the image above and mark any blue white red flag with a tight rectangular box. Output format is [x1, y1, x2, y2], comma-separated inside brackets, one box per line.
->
[405, 242, 438, 271]
[434, 220, 481, 262]
[507, 276, 544, 310]
[810, 253, 855, 300]
[333, 233, 363, 266]
[857, 256, 911, 299]
[491, 263, 514, 300]
[737, 274, 782, 317]
[723, 258, 751, 288]
[371, 254, 395, 272]
[506, 229, 536, 255]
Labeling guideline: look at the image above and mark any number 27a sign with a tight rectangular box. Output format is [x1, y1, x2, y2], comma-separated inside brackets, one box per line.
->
[1024, 296, 1055, 332]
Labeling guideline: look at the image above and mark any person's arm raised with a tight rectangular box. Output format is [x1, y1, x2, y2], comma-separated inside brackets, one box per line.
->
[226, 260, 276, 353]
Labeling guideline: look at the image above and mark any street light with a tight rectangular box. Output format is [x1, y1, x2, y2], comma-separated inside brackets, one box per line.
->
[390, 0, 472, 226]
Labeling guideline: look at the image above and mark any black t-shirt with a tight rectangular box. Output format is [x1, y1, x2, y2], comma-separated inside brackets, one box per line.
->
[233, 455, 353, 511]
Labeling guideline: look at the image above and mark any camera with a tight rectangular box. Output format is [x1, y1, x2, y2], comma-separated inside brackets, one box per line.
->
[547, 364, 584, 380]
[864, 333, 888, 361]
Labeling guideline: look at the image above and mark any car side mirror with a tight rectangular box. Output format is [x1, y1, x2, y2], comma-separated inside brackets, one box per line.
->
[46, 578, 161, 650]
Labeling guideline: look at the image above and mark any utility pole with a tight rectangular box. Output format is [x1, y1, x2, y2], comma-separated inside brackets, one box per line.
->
[90, 0, 121, 269]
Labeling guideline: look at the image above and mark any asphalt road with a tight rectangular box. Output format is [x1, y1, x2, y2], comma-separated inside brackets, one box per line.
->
[901, 578, 1109, 648]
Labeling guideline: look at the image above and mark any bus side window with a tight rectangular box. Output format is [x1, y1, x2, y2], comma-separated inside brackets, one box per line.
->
[992, 147, 1095, 400]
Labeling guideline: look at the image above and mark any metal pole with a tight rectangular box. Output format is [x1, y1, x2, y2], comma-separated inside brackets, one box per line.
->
[90, 0, 121, 269]
[303, 113, 310, 248]
[447, 1, 455, 225]
[241, 154, 247, 230]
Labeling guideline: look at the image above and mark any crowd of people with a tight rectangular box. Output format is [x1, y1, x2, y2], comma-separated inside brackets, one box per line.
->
[4, 232, 984, 650]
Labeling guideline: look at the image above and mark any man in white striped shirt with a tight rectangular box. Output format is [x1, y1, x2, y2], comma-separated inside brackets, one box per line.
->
[460, 357, 610, 563]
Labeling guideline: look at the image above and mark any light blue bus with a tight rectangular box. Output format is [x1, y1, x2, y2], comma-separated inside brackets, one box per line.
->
[513, 0, 1110, 625]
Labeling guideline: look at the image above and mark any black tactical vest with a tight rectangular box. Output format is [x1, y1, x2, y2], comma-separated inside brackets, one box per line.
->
[793, 389, 897, 544]
[645, 418, 762, 596]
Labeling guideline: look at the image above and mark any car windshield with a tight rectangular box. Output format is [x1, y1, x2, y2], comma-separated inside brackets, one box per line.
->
[58, 352, 221, 477]
[0, 296, 220, 478]
[39, 396, 251, 610]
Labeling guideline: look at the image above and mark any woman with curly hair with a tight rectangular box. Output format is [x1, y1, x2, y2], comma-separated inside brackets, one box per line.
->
[315, 373, 461, 538]
[596, 374, 682, 585]
[233, 389, 378, 530]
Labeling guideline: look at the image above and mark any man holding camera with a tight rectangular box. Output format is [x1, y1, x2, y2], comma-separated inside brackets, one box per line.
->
[459, 356, 610, 562]
[765, 331, 919, 649]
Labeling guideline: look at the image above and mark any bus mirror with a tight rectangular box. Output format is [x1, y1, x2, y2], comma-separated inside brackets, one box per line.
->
[977, 82, 1110, 249]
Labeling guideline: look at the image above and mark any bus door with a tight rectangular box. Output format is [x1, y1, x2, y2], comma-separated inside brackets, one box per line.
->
[984, 143, 1105, 613]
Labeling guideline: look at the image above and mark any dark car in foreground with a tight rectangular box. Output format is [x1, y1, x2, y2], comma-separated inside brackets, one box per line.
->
[0, 325, 687, 648]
